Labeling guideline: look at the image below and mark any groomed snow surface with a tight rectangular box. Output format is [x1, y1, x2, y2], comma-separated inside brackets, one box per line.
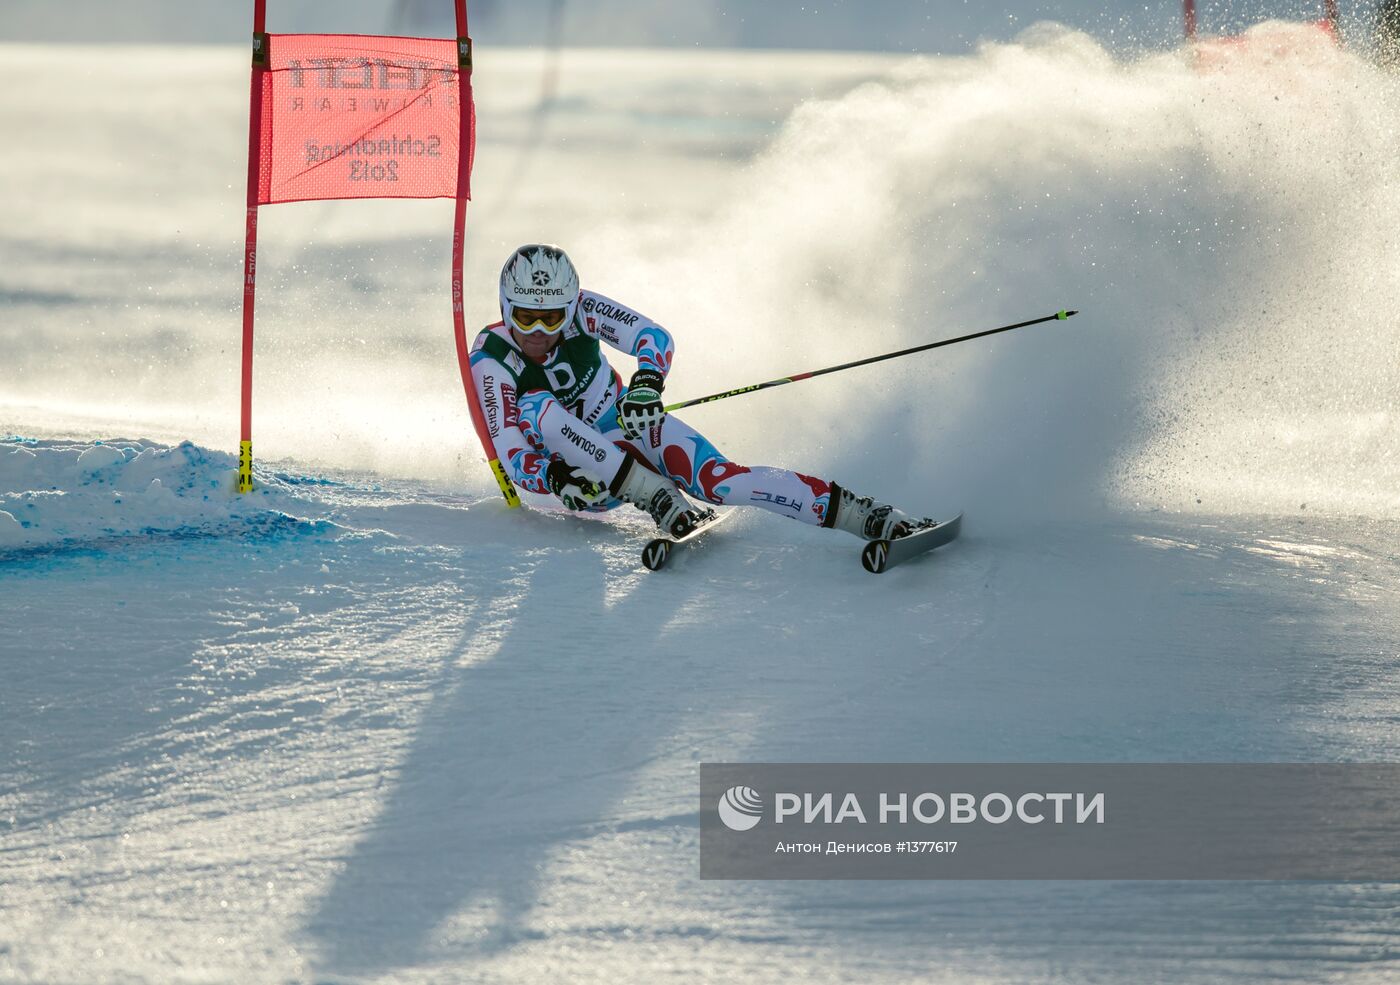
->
[5, 21, 1400, 985]
[5, 433, 1399, 984]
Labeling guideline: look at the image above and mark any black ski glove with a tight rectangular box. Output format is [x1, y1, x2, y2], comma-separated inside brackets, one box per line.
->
[546, 460, 606, 511]
[618, 368, 666, 442]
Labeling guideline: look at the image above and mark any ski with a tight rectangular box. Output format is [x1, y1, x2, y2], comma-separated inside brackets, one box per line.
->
[641, 508, 730, 571]
[860, 513, 963, 574]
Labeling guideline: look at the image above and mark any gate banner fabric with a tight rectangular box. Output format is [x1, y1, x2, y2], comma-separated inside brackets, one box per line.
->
[253, 34, 471, 205]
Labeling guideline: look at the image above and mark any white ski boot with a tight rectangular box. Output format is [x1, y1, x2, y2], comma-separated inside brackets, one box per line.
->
[610, 456, 701, 537]
[823, 482, 933, 541]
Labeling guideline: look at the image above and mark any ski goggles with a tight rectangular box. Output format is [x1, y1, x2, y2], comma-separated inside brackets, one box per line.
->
[510, 305, 569, 335]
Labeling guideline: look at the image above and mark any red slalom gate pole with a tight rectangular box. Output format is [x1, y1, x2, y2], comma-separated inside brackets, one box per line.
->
[450, 0, 519, 506]
[1323, 0, 1339, 36]
[238, 0, 268, 494]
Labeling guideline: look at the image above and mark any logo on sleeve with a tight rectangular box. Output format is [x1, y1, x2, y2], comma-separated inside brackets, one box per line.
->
[592, 300, 639, 327]
[481, 375, 499, 436]
[587, 315, 619, 344]
[501, 382, 519, 429]
[561, 423, 608, 464]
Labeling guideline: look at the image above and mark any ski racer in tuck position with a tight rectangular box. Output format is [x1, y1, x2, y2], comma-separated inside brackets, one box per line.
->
[470, 244, 933, 540]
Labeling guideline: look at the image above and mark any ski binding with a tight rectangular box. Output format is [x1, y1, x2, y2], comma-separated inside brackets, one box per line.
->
[860, 513, 963, 574]
[641, 508, 729, 571]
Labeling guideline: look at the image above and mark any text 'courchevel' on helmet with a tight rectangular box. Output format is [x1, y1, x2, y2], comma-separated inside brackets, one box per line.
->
[499, 244, 581, 331]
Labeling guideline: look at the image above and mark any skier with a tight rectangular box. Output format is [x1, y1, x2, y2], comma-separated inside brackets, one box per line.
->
[469, 244, 935, 540]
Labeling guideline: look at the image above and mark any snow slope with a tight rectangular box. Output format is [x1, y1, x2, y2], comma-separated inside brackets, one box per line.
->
[4, 23, 1400, 985]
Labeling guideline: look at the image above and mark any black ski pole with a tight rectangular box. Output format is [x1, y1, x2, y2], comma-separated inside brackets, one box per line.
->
[663, 309, 1078, 413]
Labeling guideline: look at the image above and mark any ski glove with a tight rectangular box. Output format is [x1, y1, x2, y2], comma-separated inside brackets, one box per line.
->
[546, 460, 607, 511]
[618, 368, 667, 442]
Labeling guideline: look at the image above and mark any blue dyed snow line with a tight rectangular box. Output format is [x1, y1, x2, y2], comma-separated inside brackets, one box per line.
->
[0, 513, 348, 568]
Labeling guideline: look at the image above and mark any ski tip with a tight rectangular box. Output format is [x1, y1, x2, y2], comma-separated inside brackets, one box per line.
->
[1057, 309, 1078, 320]
[642, 540, 671, 571]
[861, 539, 891, 574]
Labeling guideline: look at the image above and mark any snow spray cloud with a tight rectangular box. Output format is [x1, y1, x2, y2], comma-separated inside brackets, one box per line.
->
[597, 21, 1400, 523]
[5, 28, 1397, 517]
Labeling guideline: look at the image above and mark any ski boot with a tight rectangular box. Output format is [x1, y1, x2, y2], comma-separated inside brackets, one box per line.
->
[610, 456, 703, 537]
[823, 482, 934, 541]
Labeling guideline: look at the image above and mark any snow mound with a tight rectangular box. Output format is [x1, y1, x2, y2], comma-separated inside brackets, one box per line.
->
[0, 438, 333, 556]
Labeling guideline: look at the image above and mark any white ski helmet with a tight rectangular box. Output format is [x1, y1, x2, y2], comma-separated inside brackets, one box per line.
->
[499, 244, 580, 332]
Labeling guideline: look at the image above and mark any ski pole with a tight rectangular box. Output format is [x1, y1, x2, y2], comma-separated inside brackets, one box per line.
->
[664, 309, 1078, 413]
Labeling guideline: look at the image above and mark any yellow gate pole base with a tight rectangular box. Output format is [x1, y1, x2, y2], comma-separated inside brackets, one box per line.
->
[491, 458, 521, 508]
[238, 440, 254, 494]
